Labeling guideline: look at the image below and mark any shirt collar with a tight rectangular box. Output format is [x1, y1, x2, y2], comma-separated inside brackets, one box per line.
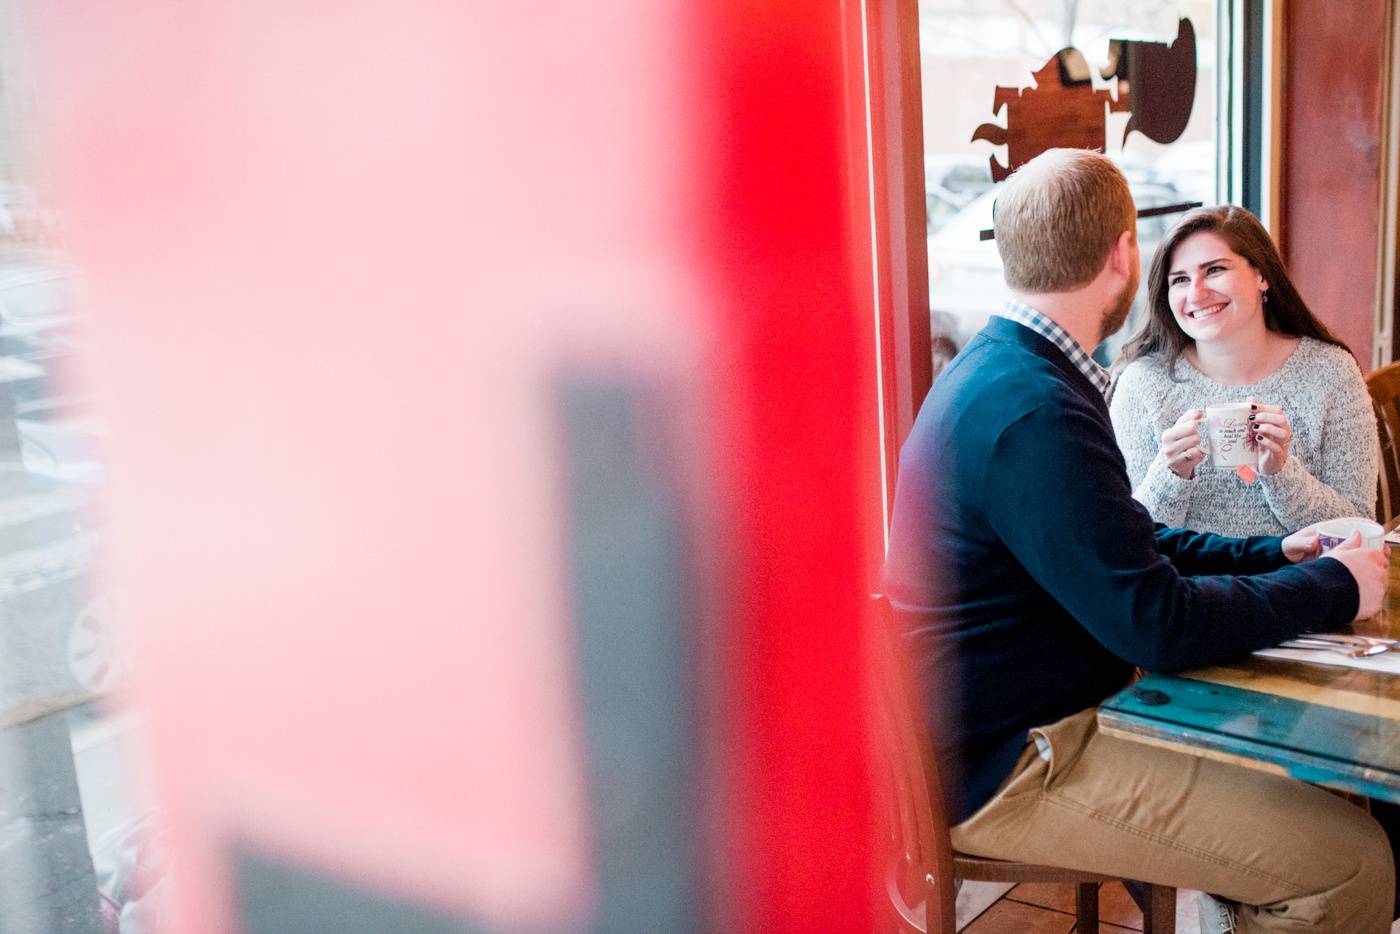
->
[994, 300, 1111, 398]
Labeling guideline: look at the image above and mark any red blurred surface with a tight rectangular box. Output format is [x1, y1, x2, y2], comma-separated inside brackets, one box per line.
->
[31, 0, 879, 929]
[697, 1, 880, 930]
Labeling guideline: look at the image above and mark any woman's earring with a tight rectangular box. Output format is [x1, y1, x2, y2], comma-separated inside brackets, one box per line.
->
[1261, 290, 1269, 303]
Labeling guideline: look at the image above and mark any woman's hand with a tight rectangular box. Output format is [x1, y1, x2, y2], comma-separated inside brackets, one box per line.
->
[1246, 395, 1292, 476]
[1162, 409, 1205, 479]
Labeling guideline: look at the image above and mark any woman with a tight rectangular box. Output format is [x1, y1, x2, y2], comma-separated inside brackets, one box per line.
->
[1110, 205, 1377, 536]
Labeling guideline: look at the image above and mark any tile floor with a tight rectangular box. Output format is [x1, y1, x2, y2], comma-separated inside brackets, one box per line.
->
[958, 881, 1400, 933]
[956, 881, 1199, 933]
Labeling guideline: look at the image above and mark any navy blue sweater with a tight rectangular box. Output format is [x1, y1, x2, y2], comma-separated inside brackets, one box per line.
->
[883, 317, 1359, 822]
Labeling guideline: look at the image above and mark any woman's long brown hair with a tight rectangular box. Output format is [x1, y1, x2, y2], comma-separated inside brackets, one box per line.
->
[1115, 205, 1350, 378]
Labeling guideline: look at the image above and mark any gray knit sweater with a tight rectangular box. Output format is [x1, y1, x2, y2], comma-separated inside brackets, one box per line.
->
[1109, 338, 1377, 536]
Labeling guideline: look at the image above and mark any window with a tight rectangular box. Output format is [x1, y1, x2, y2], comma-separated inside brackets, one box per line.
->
[920, 0, 1220, 362]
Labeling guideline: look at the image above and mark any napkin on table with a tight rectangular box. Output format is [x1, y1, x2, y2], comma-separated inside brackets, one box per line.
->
[1254, 645, 1400, 674]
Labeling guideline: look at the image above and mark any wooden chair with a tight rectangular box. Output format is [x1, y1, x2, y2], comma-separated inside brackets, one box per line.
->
[1366, 362, 1400, 523]
[872, 596, 1176, 933]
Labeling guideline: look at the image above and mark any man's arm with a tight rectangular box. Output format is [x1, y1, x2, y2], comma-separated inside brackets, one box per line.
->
[1153, 525, 1289, 576]
[984, 401, 1358, 672]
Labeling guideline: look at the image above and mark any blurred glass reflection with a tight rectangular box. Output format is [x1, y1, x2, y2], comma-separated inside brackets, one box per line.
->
[0, 258, 158, 933]
[0, 13, 155, 932]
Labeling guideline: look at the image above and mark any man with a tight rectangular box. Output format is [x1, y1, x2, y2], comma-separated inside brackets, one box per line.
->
[883, 149, 1395, 933]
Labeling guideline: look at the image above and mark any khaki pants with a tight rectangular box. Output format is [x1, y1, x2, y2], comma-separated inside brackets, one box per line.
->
[950, 709, 1394, 933]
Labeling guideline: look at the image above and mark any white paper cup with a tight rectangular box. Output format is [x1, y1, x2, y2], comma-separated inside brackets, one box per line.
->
[1316, 518, 1385, 552]
[1204, 403, 1259, 468]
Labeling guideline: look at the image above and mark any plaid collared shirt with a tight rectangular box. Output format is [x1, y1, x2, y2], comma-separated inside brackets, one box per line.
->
[994, 299, 1111, 398]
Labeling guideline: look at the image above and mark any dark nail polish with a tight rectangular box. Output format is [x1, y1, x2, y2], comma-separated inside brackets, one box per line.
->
[1250, 404, 1258, 410]
[1248, 414, 1256, 421]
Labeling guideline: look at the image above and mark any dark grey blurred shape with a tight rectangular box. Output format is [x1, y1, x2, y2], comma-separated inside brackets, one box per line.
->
[1104, 18, 1197, 145]
[236, 848, 491, 934]
[0, 712, 104, 934]
[559, 376, 699, 934]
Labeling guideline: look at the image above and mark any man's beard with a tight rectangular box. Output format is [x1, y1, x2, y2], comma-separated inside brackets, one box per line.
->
[1099, 270, 1139, 344]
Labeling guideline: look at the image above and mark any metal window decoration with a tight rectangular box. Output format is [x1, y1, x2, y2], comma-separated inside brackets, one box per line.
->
[972, 18, 1197, 182]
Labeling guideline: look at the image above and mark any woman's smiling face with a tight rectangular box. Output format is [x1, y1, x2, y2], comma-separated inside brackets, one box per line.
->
[1167, 230, 1268, 345]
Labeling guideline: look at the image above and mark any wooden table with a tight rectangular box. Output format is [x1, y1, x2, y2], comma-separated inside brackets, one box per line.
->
[1098, 547, 1400, 803]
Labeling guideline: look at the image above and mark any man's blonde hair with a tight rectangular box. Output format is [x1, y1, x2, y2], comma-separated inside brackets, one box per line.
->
[993, 149, 1136, 293]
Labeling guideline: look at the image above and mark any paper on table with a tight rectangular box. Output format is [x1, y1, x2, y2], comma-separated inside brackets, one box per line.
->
[1254, 646, 1400, 673]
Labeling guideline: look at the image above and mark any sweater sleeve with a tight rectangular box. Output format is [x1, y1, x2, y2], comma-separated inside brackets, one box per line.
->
[1256, 353, 1379, 526]
[985, 400, 1358, 672]
[1110, 363, 1195, 527]
[1154, 526, 1289, 576]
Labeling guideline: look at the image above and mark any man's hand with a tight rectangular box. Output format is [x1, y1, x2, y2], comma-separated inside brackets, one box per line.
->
[1282, 524, 1324, 563]
[1324, 532, 1389, 621]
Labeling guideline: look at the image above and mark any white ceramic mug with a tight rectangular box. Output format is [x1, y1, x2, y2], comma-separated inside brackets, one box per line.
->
[1316, 518, 1385, 552]
[1204, 402, 1259, 468]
